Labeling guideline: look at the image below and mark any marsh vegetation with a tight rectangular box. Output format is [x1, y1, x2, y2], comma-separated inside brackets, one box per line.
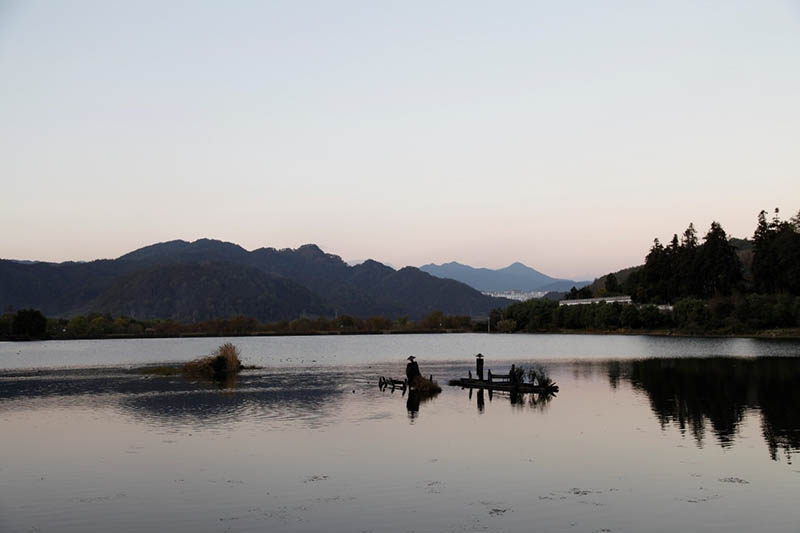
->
[137, 343, 244, 383]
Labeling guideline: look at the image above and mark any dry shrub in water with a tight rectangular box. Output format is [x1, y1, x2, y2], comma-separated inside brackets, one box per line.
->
[183, 342, 243, 379]
[410, 375, 442, 394]
[526, 364, 554, 388]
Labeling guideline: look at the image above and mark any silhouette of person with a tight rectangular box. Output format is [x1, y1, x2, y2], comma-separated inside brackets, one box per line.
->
[406, 355, 421, 382]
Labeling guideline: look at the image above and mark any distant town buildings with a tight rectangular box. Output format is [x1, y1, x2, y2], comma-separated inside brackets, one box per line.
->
[483, 290, 547, 301]
[558, 296, 673, 312]
[559, 296, 632, 306]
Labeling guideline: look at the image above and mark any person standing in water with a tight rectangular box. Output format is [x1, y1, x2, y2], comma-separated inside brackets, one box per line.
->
[406, 356, 421, 382]
[476, 353, 484, 381]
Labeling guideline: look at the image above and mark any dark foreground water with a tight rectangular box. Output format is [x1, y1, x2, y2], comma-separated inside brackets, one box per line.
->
[1, 334, 799, 532]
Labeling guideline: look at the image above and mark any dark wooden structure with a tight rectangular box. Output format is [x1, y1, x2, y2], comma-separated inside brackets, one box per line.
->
[379, 374, 438, 393]
[378, 376, 407, 392]
[448, 377, 558, 393]
[448, 358, 559, 393]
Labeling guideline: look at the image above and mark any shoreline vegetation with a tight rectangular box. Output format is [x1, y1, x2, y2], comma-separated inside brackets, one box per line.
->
[1, 307, 799, 342]
[0, 310, 483, 342]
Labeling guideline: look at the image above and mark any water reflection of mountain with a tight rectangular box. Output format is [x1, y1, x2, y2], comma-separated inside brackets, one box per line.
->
[614, 357, 800, 461]
[0, 368, 347, 430]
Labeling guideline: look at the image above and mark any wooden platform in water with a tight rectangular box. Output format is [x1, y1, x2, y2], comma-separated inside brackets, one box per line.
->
[448, 378, 559, 394]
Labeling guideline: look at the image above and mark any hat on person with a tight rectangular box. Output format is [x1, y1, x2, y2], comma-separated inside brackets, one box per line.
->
[407, 356, 416, 361]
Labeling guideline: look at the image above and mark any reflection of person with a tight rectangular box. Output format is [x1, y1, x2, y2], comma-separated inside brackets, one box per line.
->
[406, 356, 421, 382]
[407, 391, 420, 419]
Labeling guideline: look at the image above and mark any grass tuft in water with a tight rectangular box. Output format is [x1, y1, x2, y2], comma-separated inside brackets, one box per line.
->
[134, 343, 247, 381]
[526, 365, 555, 388]
[410, 375, 442, 393]
[183, 342, 243, 379]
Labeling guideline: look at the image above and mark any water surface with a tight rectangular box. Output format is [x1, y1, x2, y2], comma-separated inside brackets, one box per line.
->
[2, 333, 798, 369]
[1, 334, 799, 532]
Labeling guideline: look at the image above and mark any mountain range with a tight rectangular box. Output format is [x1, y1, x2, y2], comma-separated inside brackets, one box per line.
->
[0, 239, 510, 322]
[419, 261, 590, 293]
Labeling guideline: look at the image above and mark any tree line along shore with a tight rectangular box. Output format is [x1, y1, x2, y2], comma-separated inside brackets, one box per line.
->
[1, 310, 482, 341]
[3, 300, 800, 341]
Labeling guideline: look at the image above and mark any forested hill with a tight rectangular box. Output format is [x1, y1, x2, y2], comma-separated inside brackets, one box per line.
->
[584, 211, 799, 303]
[0, 240, 509, 321]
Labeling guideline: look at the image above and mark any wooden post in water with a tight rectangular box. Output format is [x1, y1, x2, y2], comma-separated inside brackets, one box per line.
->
[476, 353, 484, 381]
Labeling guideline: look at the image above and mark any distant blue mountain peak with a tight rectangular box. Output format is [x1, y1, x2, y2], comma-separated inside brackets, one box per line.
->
[420, 261, 589, 292]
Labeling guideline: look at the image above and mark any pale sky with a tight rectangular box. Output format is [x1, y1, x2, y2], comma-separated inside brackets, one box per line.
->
[1, 1, 798, 279]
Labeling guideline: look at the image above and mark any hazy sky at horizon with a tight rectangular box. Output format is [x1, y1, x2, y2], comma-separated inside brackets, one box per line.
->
[1, 1, 798, 279]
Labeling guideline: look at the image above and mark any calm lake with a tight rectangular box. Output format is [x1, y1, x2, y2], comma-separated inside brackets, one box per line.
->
[1, 333, 799, 532]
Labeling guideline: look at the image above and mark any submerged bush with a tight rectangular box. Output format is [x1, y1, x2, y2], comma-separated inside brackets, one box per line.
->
[526, 364, 554, 388]
[409, 375, 442, 394]
[183, 342, 243, 379]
